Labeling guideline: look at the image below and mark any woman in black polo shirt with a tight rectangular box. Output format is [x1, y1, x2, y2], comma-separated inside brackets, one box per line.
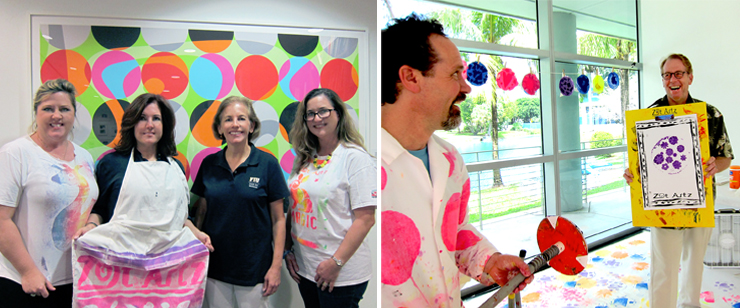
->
[190, 96, 290, 308]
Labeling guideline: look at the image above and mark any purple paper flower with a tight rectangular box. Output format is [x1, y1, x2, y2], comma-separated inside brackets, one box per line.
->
[661, 142, 668, 149]
[669, 136, 678, 145]
[677, 145, 685, 152]
[681, 155, 687, 161]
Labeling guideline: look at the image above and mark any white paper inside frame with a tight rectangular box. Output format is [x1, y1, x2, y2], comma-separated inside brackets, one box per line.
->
[636, 114, 705, 210]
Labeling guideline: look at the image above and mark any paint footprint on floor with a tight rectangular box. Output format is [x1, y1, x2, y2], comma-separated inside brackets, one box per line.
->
[613, 297, 636, 307]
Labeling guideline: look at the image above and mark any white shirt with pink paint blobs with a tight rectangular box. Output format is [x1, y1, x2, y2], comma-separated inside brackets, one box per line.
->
[381, 128, 498, 308]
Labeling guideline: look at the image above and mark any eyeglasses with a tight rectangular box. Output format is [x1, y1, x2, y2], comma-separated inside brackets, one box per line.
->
[304, 109, 334, 121]
[661, 71, 687, 80]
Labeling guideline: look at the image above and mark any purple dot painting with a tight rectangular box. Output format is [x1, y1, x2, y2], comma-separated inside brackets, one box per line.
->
[559, 76, 574, 96]
[651, 135, 688, 175]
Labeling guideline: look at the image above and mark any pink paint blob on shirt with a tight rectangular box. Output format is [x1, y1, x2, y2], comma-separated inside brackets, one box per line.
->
[441, 193, 461, 251]
[443, 151, 456, 177]
[381, 211, 421, 286]
[455, 230, 481, 251]
[459, 178, 470, 224]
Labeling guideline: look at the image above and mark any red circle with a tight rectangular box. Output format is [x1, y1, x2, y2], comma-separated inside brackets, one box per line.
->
[320, 59, 358, 101]
[141, 52, 189, 99]
[235, 55, 279, 101]
[40, 50, 91, 97]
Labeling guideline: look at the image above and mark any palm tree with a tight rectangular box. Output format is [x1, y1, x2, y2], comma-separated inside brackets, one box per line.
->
[578, 33, 636, 127]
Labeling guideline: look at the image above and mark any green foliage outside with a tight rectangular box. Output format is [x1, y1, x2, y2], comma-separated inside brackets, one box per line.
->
[591, 131, 621, 158]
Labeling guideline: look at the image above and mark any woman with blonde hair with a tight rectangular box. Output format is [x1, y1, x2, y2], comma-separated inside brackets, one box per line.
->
[0, 79, 98, 307]
[284, 88, 376, 308]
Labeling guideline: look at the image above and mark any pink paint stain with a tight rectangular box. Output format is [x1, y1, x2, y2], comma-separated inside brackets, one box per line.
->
[701, 291, 715, 303]
[440, 193, 461, 251]
[381, 166, 387, 190]
[443, 151, 456, 177]
[459, 179, 470, 224]
[456, 230, 481, 250]
[381, 211, 420, 286]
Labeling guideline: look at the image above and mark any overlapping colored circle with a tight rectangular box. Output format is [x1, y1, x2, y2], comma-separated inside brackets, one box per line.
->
[142, 28, 188, 52]
[279, 58, 319, 101]
[235, 55, 279, 101]
[189, 30, 234, 53]
[173, 151, 191, 180]
[321, 37, 358, 59]
[280, 148, 296, 179]
[278, 34, 319, 57]
[168, 100, 190, 145]
[41, 50, 91, 97]
[190, 54, 234, 100]
[320, 59, 358, 101]
[191, 147, 222, 181]
[189, 100, 222, 147]
[41, 25, 90, 50]
[252, 100, 279, 147]
[92, 99, 130, 147]
[91, 51, 141, 99]
[279, 102, 299, 143]
[142, 52, 189, 99]
[71, 104, 92, 146]
[235, 32, 276, 55]
[92, 26, 140, 50]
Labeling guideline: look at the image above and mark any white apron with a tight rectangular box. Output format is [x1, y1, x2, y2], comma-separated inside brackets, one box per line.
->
[72, 151, 209, 308]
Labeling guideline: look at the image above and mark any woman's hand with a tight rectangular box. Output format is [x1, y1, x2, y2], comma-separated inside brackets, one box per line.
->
[262, 266, 281, 296]
[483, 253, 533, 293]
[284, 251, 301, 284]
[314, 258, 341, 292]
[195, 231, 214, 252]
[20, 268, 55, 298]
[73, 223, 96, 240]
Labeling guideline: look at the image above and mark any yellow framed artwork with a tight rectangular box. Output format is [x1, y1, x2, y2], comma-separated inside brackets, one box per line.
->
[625, 102, 714, 227]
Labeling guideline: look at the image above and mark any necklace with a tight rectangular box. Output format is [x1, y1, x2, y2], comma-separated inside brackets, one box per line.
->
[33, 133, 69, 161]
[313, 154, 332, 169]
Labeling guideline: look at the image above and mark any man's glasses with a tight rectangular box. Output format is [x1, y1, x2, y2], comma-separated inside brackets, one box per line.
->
[661, 71, 687, 80]
[304, 109, 335, 121]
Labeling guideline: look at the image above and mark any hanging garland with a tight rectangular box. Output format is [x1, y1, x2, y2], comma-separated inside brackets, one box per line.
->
[521, 72, 540, 95]
[593, 75, 605, 94]
[576, 72, 590, 95]
[559, 75, 574, 96]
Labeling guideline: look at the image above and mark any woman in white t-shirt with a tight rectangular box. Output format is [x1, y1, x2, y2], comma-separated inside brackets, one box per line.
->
[0, 79, 99, 308]
[285, 88, 376, 308]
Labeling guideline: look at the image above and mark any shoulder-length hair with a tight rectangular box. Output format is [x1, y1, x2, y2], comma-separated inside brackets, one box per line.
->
[30, 79, 77, 133]
[211, 96, 261, 143]
[114, 93, 177, 157]
[289, 88, 367, 175]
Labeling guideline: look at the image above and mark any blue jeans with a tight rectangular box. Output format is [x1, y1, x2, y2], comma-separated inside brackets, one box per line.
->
[297, 275, 368, 308]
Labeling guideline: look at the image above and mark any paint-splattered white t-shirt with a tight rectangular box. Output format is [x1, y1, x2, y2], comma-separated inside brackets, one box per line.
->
[380, 129, 497, 308]
[289, 143, 376, 287]
[0, 136, 98, 285]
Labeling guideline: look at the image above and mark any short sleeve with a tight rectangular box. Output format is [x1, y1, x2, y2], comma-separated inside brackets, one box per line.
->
[190, 156, 209, 198]
[265, 156, 290, 207]
[0, 143, 24, 207]
[347, 150, 377, 210]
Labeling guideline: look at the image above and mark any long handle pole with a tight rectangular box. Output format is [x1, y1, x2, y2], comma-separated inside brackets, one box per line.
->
[478, 243, 562, 308]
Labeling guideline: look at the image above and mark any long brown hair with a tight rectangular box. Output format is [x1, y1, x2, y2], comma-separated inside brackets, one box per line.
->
[289, 88, 366, 175]
[114, 93, 177, 157]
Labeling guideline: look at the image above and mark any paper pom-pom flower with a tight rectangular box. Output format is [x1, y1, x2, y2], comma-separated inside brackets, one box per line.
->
[559, 76, 574, 96]
[607, 72, 620, 89]
[576, 75, 590, 94]
[496, 68, 518, 91]
[522, 73, 540, 95]
[466, 61, 488, 86]
[593, 75, 604, 94]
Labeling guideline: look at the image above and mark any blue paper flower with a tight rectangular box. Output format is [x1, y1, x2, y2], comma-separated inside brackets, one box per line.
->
[577, 74, 590, 94]
[607, 72, 620, 89]
[466, 61, 488, 86]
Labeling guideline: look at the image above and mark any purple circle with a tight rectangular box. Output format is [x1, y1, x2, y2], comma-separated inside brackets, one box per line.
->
[666, 156, 673, 163]
[651, 135, 688, 175]
[662, 164, 669, 170]
[669, 136, 678, 145]
[654, 154, 664, 164]
[666, 148, 674, 156]
[677, 145, 685, 152]
[681, 155, 687, 161]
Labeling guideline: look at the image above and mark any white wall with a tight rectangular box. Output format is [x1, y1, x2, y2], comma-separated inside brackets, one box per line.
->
[0, 0, 377, 307]
[640, 0, 740, 166]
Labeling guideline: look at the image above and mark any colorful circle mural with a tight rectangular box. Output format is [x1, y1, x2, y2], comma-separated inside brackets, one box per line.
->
[91, 26, 140, 50]
[189, 100, 223, 147]
[320, 59, 358, 101]
[168, 100, 190, 145]
[235, 32, 276, 55]
[91, 51, 141, 100]
[279, 58, 319, 101]
[142, 52, 189, 99]
[141, 28, 188, 52]
[189, 30, 234, 53]
[235, 55, 279, 101]
[189, 54, 234, 100]
[71, 104, 92, 146]
[41, 25, 90, 50]
[252, 100, 279, 147]
[92, 99, 130, 147]
[278, 34, 319, 57]
[41, 50, 91, 97]
[321, 37, 358, 59]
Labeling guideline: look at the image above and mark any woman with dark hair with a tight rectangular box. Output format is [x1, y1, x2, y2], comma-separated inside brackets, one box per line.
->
[284, 88, 376, 308]
[0, 79, 98, 307]
[190, 96, 289, 308]
[73, 93, 212, 305]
